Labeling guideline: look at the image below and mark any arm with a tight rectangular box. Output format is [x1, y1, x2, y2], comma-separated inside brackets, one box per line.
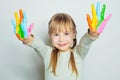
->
[11, 9, 51, 58]
[76, 29, 99, 59]
[23, 34, 52, 58]
[78, 2, 111, 59]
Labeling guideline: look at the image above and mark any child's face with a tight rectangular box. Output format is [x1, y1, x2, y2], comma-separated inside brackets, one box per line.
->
[50, 31, 75, 52]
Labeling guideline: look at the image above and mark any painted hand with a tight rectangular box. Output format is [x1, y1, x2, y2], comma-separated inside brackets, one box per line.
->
[11, 9, 34, 40]
[86, 2, 112, 33]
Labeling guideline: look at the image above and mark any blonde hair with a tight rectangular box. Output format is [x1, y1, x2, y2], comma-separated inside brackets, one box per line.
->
[48, 13, 78, 76]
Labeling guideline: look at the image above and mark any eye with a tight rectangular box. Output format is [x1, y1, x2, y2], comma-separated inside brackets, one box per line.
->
[65, 32, 69, 35]
[53, 33, 59, 36]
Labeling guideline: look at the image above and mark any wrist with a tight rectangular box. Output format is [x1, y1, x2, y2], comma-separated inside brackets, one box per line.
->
[23, 34, 34, 45]
[88, 29, 99, 38]
[87, 29, 99, 40]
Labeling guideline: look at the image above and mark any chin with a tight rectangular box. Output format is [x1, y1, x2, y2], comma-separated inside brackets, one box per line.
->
[58, 48, 70, 52]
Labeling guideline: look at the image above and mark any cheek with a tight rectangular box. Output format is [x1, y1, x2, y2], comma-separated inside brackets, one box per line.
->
[69, 38, 74, 46]
[65, 37, 74, 45]
[51, 37, 58, 44]
[66, 36, 73, 41]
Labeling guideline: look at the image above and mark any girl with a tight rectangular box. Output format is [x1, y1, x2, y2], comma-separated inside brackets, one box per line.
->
[23, 13, 99, 80]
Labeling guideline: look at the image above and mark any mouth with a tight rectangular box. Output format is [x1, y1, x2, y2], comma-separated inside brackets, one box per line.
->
[58, 43, 67, 47]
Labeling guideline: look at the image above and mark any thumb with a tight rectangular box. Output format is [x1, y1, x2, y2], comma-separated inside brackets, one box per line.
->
[27, 23, 34, 37]
[97, 13, 112, 33]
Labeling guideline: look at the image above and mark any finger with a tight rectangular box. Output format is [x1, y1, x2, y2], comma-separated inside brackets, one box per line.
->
[14, 12, 19, 25]
[21, 11, 28, 38]
[97, 13, 112, 33]
[100, 4, 106, 20]
[11, 19, 16, 33]
[96, 19, 103, 30]
[22, 11, 27, 24]
[91, 4, 98, 31]
[18, 26, 24, 39]
[16, 34, 22, 41]
[27, 23, 34, 37]
[14, 11, 21, 33]
[91, 4, 97, 18]
[21, 23, 28, 38]
[19, 9, 23, 24]
[96, 4, 106, 30]
[92, 18, 98, 32]
[86, 14, 93, 31]
[96, 2, 100, 21]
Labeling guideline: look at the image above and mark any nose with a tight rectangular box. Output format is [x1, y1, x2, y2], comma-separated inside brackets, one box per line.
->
[59, 35, 64, 42]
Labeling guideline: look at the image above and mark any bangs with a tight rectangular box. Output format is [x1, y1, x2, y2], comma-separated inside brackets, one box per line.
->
[49, 21, 74, 34]
[48, 13, 76, 35]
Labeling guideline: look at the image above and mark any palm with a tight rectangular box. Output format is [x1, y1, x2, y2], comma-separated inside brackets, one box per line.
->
[11, 9, 34, 40]
[86, 2, 112, 33]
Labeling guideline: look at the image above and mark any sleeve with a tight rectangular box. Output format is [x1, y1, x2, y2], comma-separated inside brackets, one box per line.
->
[28, 36, 52, 59]
[76, 32, 98, 59]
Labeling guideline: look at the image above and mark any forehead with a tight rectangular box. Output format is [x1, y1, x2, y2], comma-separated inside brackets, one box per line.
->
[50, 24, 74, 34]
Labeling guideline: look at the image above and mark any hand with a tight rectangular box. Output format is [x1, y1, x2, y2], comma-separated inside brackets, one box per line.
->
[23, 34, 34, 45]
[11, 9, 34, 41]
[88, 29, 99, 38]
[86, 2, 112, 33]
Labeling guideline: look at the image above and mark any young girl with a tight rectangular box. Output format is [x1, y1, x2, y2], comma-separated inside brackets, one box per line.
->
[23, 13, 99, 80]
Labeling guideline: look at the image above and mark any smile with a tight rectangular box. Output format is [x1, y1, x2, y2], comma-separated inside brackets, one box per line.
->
[58, 43, 67, 47]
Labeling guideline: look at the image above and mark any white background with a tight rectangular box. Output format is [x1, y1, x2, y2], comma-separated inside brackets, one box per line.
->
[0, 0, 119, 80]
